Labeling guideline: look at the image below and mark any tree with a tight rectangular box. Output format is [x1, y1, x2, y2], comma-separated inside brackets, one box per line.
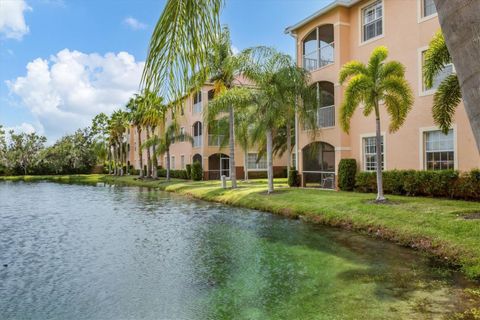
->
[142, 0, 223, 100]
[6, 131, 46, 175]
[91, 113, 110, 170]
[145, 122, 193, 181]
[434, 0, 480, 150]
[241, 47, 317, 193]
[203, 26, 247, 188]
[423, 31, 461, 134]
[109, 110, 129, 176]
[126, 94, 145, 178]
[339, 46, 413, 202]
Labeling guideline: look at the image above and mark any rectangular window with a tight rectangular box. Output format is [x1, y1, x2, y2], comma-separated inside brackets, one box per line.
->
[424, 129, 454, 170]
[181, 103, 184, 116]
[181, 155, 185, 169]
[179, 127, 185, 142]
[362, 1, 383, 42]
[208, 89, 215, 101]
[363, 136, 384, 171]
[422, 51, 454, 92]
[422, 0, 437, 17]
[193, 91, 202, 114]
[247, 153, 267, 170]
[171, 156, 175, 170]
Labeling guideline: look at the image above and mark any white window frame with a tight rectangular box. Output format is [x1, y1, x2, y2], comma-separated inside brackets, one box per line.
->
[180, 155, 185, 169]
[179, 127, 185, 142]
[418, 126, 457, 170]
[247, 152, 268, 171]
[359, 133, 386, 172]
[359, 0, 384, 46]
[418, 47, 455, 96]
[193, 91, 202, 114]
[417, 0, 438, 23]
[171, 156, 175, 170]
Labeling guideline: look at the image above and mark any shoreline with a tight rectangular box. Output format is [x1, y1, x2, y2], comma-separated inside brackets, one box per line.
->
[2, 174, 480, 281]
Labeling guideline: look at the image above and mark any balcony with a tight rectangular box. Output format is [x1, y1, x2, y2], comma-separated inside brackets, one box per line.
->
[208, 134, 226, 147]
[303, 42, 334, 72]
[193, 135, 202, 148]
[317, 105, 335, 128]
[193, 102, 202, 114]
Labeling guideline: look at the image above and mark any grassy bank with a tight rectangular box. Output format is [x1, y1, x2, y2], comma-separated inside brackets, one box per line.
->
[2, 174, 480, 279]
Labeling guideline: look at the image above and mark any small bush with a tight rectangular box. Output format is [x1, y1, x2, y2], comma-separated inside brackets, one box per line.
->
[186, 164, 192, 180]
[355, 172, 377, 193]
[191, 161, 203, 181]
[338, 159, 357, 191]
[288, 168, 301, 187]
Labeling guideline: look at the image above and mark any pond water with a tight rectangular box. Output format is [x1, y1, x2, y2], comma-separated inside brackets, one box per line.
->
[0, 181, 478, 320]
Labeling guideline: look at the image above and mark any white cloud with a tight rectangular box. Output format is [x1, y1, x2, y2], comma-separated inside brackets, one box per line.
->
[5, 122, 37, 134]
[231, 45, 240, 55]
[0, 0, 31, 40]
[7, 49, 144, 141]
[123, 17, 146, 30]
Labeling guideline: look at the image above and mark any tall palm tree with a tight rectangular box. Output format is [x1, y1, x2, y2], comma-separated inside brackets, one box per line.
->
[108, 110, 129, 176]
[423, 31, 461, 134]
[126, 94, 145, 178]
[145, 122, 193, 181]
[339, 46, 413, 202]
[434, 0, 480, 150]
[203, 26, 248, 188]
[241, 47, 317, 193]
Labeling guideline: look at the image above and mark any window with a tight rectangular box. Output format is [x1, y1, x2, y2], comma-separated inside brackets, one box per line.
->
[424, 129, 454, 170]
[171, 156, 175, 170]
[316, 81, 335, 128]
[421, 50, 454, 92]
[362, 0, 383, 42]
[193, 121, 202, 147]
[363, 136, 384, 171]
[179, 127, 185, 142]
[208, 89, 215, 101]
[181, 155, 185, 169]
[422, 0, 436, 18]
[247, 153, 267, 170]
[193, 91, 202, 113]
[181, 103, 185, 116]
[302, 24, 334, 71]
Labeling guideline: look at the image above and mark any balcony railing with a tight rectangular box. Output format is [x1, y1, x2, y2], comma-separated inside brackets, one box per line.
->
[302, 171, 335, 189]
[193, 102, 202, 114]
[193, 135, 202, 148]
[317, 105, 335, 128]
[303, 42, 334, 72]
[208, 134, 226, 147]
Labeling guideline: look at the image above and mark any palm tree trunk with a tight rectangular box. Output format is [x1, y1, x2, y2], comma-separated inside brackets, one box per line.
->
[244, 148, 248, 181]
[137, 127, 143, 178]
[286, 121, 292, 180]
[119, 139, 123, 176]
[266, 128, 274, 194]
[152, 127, 158, 179]
[434, 0, 480, 150]
[229, 105, 237, 188]
[375, 116, 385, 202]
[146, 127, 152, 178]
[166, 148, 171, 181]
[113, 145, 117, 176]
[107, 145, 112, 174]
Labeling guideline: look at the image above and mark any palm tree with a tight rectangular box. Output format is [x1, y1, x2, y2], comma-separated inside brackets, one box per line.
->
[423, 31, 461, 134]
[126, 94, 145, 178]
[145, 122, 193, 181]
[241, 47, 317, 193]
[434, 0, 480, 150]
[203, 26, 248, 188]
[108, 110, 129, 176]
[142, 0, 222, 100]
[339, 46, 413, 202]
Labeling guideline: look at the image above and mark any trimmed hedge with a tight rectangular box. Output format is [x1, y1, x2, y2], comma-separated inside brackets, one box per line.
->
[191, 161, 203, 181]
[186, 164, 192, 180]
[288, 168, 301, 187]
[158, 168, 188, 179]
[355, 169, 480, 200]
[338, 159, 357, 191]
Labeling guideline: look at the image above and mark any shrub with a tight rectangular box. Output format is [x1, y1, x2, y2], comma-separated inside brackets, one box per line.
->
[338, 159, 357, 191]
[453, 169, 480, 200]
[383, 170, 408, 195]
[129, 167, 139, 176]
[355, 172, 377, 193]
[186, 164, 192, 180]
[288, 168, 301, 187]
[191, 161, 203, 181]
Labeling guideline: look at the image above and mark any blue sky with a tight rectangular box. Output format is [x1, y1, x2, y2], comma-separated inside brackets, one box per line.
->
[0, 0, 331, 141]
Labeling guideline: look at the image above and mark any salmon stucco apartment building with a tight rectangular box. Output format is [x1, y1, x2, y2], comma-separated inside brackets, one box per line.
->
[127, 77, 289, 180]
[285, 0, 480, 188]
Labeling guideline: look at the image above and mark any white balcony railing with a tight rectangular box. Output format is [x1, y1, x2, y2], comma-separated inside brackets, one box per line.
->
[317, 105, 335, 128]
[193, 102, 202, 114]
[193, 135, 202, 148]
[303, 42, 334, 72]
[208, 134, 225, 147]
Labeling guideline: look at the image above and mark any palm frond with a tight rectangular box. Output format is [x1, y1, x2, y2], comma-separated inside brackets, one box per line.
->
[432, 74, 461, 134]
[423, 31, 451, 90]
[339, 61, 368, 84]
[340, 74, 372, 132]
[381, 77, 413, 132]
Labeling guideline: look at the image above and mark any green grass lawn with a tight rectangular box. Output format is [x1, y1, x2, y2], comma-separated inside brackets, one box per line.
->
[2, 174, 480, 280]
